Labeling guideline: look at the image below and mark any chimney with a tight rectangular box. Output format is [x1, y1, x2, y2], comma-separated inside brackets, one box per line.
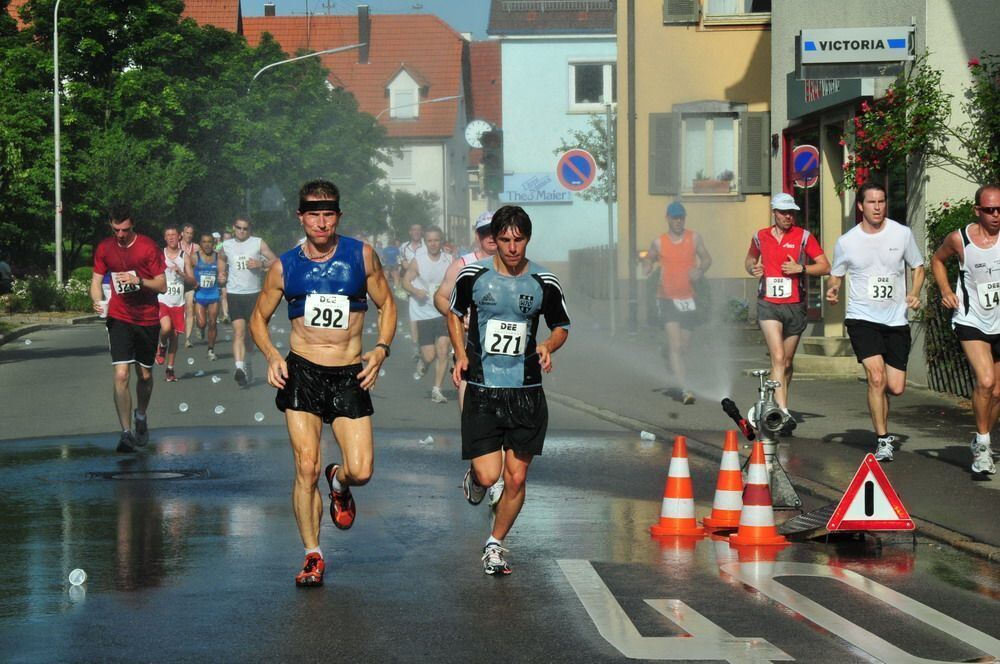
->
[264, 3, 276, 16]
[358, 5, 370, 64]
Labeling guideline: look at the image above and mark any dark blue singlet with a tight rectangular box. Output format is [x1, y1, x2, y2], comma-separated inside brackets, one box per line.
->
[281, 236, 369, 320]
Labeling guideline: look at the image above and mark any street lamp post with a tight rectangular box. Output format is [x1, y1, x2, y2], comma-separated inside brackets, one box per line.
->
[53, 0, 63, 283]
[374, 95, 463, 120]
[247, 43, 366, 92]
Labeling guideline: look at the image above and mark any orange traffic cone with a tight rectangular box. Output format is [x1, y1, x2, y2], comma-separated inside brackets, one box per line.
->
[729, 440, 787, 546]
[650, 436, 705, 537]
[702, 430, 743, 531]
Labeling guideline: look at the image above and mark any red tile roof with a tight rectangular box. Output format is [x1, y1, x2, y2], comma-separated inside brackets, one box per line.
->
[181, 0, 243, 34]
[467, 40, 502, 167]
[243, 14, 465, 139]
[5, 0, 29, 29]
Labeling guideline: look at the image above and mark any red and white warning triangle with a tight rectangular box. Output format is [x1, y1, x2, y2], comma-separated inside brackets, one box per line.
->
[827, 453, 914, 531]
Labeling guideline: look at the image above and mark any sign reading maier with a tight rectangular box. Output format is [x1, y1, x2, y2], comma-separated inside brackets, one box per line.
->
[800, 27, 911, 64]
[500, 173, 572, 204]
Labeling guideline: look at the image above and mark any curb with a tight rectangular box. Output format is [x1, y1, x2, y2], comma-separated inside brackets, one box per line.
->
[547, 390, 1000, 565]
[0, 314, 101, 347]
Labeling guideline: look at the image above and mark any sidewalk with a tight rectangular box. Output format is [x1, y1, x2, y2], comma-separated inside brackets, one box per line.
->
[545, 295, 1000, 562]
[0, 311, 99, 346]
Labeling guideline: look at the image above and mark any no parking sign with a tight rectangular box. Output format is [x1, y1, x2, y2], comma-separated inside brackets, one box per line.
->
[792, 144, 820, 189]
[556, 149, 597, 192]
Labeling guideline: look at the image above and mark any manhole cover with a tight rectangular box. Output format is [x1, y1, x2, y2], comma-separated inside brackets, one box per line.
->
[88, 469, 209, 481]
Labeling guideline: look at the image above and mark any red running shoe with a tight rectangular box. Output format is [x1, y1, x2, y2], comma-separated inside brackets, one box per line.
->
[155, 344, 166, 365]
[295, 553, 325, 587]
[325, 463, 356, 530]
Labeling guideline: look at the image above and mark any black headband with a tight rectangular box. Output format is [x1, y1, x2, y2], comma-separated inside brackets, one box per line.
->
[298, 199, 341, 213]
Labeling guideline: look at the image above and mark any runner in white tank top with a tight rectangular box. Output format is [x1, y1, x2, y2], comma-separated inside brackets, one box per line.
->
[931, 184, 1000, 475]
[157, 226, 187, 379]
[403, 226, 453, 403]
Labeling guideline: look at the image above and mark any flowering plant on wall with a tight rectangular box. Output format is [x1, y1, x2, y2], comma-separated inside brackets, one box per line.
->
[837, 54, 1000, 193]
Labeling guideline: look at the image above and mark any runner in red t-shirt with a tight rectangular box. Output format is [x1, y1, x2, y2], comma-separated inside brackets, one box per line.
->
[744, 193, 830, 432]
[89, 207, 167, 453]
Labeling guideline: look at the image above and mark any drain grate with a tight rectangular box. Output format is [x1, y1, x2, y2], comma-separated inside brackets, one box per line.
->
[88, 469, 209, 481]
[777, 503, 837, 536]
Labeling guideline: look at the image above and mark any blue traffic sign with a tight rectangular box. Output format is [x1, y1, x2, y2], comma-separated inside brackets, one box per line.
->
[556, 149, 597, 192]
[792, 144, 820, 188]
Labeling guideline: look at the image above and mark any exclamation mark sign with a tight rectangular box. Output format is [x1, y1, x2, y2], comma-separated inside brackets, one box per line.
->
[864, 480, 875, 516]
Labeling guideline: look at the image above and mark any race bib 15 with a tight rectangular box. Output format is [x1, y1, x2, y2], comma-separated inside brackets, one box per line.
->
[765, 277, 792, 299]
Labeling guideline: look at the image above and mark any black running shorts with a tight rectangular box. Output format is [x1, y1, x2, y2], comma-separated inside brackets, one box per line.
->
[275, 352, 374, 423]
[756, 300, 808, 338]
[845, 319, 911, 371]
[954, 323, 1000, 359]
[461, 385, 548, 460]
[106, 317, 160, 367]
[657, 298, 699, 330]
[415, 317, 448, 346]
[227, 292, 258, 322]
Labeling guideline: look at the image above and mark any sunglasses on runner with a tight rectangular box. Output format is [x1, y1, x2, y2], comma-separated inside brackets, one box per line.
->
[977, 206, 1000, 215]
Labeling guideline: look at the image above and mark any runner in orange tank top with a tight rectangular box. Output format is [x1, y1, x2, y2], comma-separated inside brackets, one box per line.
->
[643, 202, 712, 405]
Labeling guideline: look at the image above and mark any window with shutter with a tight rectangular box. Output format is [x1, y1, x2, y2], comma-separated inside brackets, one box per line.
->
[649, 113, 680, 195]
[740, 112, 770, 193]
[662, 0, 700, 24]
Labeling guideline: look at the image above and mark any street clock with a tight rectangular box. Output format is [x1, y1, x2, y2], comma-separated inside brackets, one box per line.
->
[464, 119, 493, 149]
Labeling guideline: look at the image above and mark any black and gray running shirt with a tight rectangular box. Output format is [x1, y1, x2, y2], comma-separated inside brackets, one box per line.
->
[450, 259, 570, 388]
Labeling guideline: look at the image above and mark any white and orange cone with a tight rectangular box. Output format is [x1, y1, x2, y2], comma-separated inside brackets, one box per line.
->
[650, 436, 705, 537]
[729, 440, 787, 546]
[702, 430, 743, 531]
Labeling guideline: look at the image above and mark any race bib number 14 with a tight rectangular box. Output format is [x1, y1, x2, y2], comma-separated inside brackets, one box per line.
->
[485, 319, 527, 356]
[977, 281, 1000, 310]
[305, 293, 350, 330]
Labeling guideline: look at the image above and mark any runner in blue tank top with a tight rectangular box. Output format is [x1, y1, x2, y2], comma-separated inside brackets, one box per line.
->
[448, 205, 570, 576]
[184, 232, 227, 361]
[249, 180, 397, 587]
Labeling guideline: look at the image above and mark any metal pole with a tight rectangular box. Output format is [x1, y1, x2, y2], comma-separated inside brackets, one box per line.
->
[53, 0, 62, 283]
[626, 0, 638, 333]
[605, 102, 616, 336]
[248, 43, 366, 92]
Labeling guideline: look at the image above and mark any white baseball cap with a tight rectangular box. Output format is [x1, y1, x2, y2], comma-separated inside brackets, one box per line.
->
[770, 193, 800, 211]
[475, 211, 494, 230]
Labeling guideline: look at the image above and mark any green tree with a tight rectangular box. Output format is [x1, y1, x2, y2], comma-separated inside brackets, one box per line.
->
[6, 0, 389, 272]
[386, 189, 440, 240]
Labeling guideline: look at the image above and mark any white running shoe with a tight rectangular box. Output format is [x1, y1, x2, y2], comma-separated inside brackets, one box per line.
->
[430, 386, 448, 403]
[207, 348, 218, 361]
[874, 436, 895, 462]
[487, 477, 504, 509]
[972, 443, 997, 474]
[481, 543, 511, 576]
[462, 466, 486, 505]
[413, 358, 427, 381]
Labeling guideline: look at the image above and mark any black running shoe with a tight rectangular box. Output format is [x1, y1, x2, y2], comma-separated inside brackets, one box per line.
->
[133, 411, 149, 446]
[234, 368, 247, 387]
[117, 431, 137, 453]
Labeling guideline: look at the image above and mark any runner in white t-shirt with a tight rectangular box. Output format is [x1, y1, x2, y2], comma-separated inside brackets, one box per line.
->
[403, 225, 453, 403]
[826, 182, 925, 462]
[930, 183, 1000, 475]
[222, 218, 277, 387]
[157, 226, 187, 382]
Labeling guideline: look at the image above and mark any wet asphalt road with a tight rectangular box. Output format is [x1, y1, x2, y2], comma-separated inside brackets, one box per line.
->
[1, 323, 999, 662]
